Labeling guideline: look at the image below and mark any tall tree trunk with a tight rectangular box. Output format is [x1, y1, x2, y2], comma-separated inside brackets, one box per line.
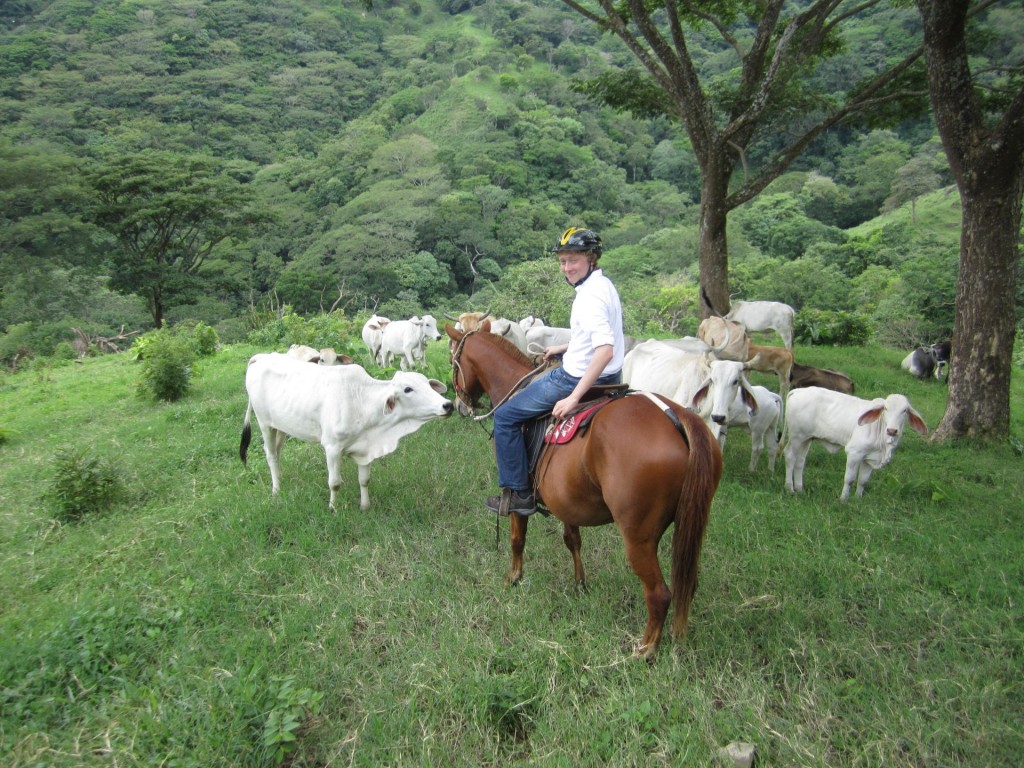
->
[698, 163, 733, 319]
[917, 0, 1024, 442]
[933, 175, 1021, 440]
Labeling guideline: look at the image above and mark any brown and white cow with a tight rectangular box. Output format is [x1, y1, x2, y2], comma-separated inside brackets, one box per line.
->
[240, 353, 453, 510]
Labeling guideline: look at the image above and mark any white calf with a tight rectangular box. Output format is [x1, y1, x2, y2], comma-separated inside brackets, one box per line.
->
[716, 385, 782, 472]
[783, 387, 927, 501]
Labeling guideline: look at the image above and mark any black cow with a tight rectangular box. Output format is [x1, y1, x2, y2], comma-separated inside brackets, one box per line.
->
[932, 341, 951, 379]
[901, 346, 937, 379]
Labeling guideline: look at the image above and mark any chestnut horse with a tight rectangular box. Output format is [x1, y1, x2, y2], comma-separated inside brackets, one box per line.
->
[447, 324, 723, 659]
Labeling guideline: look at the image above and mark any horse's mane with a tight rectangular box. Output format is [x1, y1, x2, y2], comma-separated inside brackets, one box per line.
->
[474, 329, 535, 368]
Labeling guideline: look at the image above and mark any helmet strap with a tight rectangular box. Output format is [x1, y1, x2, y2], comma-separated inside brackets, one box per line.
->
[567, 263, 597, 288]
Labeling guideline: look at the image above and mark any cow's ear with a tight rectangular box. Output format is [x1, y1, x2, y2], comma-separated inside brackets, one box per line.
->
[428, 378, 447, 395]
[908, 408, 928, 435]
[691, 379, 710, 408]
[740, 385, 758, 414]
[857, 405, 884, 425]
[384, 395, 397, 414]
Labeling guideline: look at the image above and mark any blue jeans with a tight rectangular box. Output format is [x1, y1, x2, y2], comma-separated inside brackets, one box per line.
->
[493, 366, 621, 491]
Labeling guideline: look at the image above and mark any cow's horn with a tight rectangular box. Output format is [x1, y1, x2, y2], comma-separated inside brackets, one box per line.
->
[710, 323, 732, 355]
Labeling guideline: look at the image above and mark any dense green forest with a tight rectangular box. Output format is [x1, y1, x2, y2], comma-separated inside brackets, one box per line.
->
[1, 0, 1022, 365]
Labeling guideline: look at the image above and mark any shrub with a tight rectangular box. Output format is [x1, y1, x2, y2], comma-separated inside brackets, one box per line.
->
[137, 332, 195, 401]
[244, 308, 360, 358]
[795, 309, 871, 346]
[130, 323, 219, 362]
[44, 447, 124, 523]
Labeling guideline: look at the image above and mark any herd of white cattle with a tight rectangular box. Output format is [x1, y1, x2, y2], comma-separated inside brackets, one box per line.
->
[240, 300, 937, 509]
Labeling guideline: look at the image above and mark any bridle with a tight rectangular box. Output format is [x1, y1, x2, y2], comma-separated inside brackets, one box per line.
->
[449, 330, 480, 420]
[450, 329, 548, 426]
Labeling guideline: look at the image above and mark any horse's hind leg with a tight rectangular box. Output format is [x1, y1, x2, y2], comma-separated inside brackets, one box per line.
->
[623, 537, 671, 660]
[506, 513, 529, 586]
[562, 523, 587, 590]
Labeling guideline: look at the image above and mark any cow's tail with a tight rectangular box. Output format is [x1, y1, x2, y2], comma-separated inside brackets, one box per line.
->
[775, 398, 791, 463]
[240, 399, 253, 465]
[670, 408, 723, 639]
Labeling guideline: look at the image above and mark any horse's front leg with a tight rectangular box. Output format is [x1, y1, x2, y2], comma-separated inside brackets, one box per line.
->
[562, 523, 587, 590]
[506, 512, 529, 586]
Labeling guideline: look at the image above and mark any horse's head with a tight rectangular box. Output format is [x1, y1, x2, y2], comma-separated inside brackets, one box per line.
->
[447, 324, 535, 418]
[447, 324, 482, 417]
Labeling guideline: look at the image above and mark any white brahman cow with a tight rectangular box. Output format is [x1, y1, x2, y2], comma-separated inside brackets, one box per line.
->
[487, 317, 530, 354]
[379, 314, 442, 370]
[450, 311, 530, 354]
[782, 387, 927, 501]
[623, 340, 764, 445]
[519, 315, 545, 331]
[525, 323, 572, 355]
[240, 353, 454, 510]
[286, 344, 353, 366]
[360, 314, 391, 365]
[725, 300, 796, 349]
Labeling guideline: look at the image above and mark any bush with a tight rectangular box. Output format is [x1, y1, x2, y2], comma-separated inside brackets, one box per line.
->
[244, 308, 361, 358]
[795, 309, 871, 346]
[44, 447, 124, 523]
[131, 322, 218, 362]
[137, 332, 195, 401]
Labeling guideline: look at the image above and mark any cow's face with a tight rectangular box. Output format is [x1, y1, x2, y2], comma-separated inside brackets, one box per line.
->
[705, 360, 751, 423]
[421, 314, 442, 341]
[387, 371, 454, 419]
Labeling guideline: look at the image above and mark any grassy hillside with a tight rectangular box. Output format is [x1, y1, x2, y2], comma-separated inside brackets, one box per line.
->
[846, 185, 963, 244]
[1, 342, 1022, 766]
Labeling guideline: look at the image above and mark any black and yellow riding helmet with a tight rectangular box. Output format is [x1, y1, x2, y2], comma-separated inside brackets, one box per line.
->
[552, 226, 602, 258]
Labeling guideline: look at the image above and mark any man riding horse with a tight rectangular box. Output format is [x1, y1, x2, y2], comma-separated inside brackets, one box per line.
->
[486, 227, 626, 516]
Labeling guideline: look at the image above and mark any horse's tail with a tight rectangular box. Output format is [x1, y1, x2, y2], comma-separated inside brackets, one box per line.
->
[670, 408, 724, 638]
[240, 399, 253, 465]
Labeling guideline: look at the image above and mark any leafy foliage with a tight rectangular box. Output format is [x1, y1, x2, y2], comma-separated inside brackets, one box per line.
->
[794, 308, 872, 346]
[44, 446, 124, 523]
[136, 331, 195, 402]
[262, 676, 324, 766]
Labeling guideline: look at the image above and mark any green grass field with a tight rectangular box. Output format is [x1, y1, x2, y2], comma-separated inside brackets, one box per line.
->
[1, 342, 1021, 767]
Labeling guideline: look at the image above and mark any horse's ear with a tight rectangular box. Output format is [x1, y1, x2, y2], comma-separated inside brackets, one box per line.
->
[481, 319, 492, 333]
[445, 324, 463, 341]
